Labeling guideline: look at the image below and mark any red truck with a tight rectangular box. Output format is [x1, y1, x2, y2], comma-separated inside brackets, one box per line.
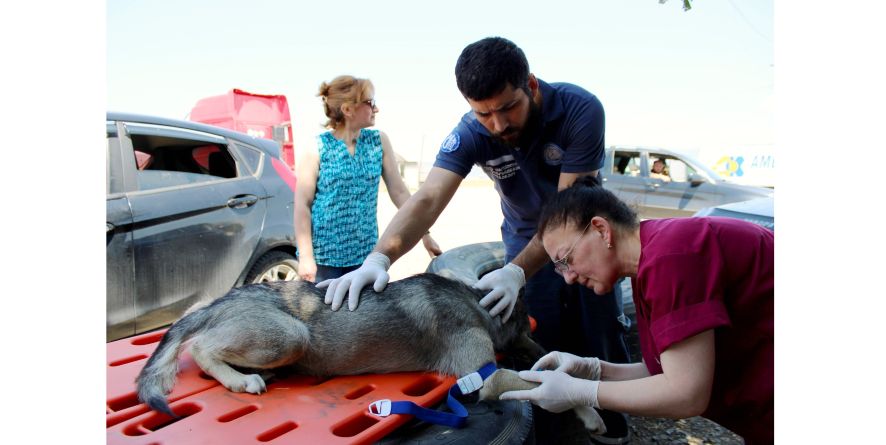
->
[190, 88, 296, 169]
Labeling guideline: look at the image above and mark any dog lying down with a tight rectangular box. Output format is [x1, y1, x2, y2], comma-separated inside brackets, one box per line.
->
[136, 273, 603, 434]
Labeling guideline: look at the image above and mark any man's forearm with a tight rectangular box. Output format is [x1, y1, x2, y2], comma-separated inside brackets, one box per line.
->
[374, 193, 439, 263]
[509, 235, 552, 279]
[374, 167, 462, 264]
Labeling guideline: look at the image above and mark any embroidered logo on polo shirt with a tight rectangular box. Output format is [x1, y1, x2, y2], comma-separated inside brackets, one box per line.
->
[441, 133, 460, 153]
[543, 143, 564, 166]
[481, 154, 520, 180]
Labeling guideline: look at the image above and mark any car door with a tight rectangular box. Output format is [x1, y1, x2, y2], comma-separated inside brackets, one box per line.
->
[641, 151, 721, 218]
[601, 149, 647, 212]
[106, 121, 137, 341]
[117, 121, 270, 335]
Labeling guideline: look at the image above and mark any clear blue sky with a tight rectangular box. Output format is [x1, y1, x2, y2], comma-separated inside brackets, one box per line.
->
[107, 0, 773, 165]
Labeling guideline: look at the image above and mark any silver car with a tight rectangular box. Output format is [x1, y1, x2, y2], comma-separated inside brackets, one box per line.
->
[601, 146, 772, 219]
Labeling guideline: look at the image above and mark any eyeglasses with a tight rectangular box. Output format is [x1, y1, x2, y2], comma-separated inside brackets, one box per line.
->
[552, 220, 593, 276]
[361, 98, 377, 109]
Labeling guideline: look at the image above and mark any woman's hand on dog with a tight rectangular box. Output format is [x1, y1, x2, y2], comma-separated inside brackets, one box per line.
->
[531, 351, 602, 380]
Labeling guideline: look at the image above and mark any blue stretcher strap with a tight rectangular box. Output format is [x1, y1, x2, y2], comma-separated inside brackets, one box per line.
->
[368, 362, 498, 428]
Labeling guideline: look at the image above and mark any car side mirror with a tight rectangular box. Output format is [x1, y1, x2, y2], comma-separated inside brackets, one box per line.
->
[688, 173, 706, 187]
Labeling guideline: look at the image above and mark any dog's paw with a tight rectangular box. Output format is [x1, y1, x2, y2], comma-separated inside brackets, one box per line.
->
[225, 374, 267, 394]
[243, 374, 267, 394]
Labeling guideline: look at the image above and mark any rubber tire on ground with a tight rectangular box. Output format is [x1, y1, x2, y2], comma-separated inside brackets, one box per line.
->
[426, 242, 641, 363]
[425, 241, 506, 285]
[376, 399, 535, 445]
[244, 251, 299, 284]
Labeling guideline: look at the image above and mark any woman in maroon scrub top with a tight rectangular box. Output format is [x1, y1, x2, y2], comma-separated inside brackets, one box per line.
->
[500, 175, 773, 445]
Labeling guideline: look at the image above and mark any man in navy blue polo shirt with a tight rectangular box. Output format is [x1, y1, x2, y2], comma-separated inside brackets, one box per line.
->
[319, 37, 630, 444]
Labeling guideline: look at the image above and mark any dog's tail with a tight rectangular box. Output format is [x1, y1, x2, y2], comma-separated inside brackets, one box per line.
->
[135, 306, 213, 417]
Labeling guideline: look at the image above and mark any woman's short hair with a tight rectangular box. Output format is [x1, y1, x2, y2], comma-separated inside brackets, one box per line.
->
[537, 175, 639, 242]
[317, 75, 374, 129]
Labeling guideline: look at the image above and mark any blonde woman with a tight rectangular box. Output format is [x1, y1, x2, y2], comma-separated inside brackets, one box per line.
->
[295, 75, 441, 283]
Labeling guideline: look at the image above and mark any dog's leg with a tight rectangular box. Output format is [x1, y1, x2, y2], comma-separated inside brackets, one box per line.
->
[478, 369, 607, 435]
[190, 317, 311, 395]
[191, 340, 268, 394]
[440, 327, 497, 376]
[478, 368, 538, 401]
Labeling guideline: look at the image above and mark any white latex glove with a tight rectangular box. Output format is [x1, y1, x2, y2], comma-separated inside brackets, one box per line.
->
[498, 370, 600, 413]
[474, 262, 525, 323]
[316, 252, 390, 311]
[531, 351, 602, 380]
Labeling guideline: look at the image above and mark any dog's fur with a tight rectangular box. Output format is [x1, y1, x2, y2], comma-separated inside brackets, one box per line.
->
[136, 273, 546, 417]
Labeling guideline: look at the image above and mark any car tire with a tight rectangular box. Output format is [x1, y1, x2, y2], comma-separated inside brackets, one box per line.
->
[376, 399, 535, 445]
[245, 251, 299, 284]
[426, 242, 641, 363]
[425, 241, 507, 285]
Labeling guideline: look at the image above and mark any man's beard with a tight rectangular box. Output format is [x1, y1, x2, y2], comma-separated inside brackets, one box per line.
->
[494, 100, 542, 149]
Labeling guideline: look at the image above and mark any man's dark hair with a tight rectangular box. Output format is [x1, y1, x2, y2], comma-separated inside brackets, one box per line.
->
[455, 37, 530, 100]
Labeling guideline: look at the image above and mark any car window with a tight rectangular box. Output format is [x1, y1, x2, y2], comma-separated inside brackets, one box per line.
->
[648, 154, 700, 183]
[129, 133, 239, 191]
[231, 142, 263, 175]
[612, 151, 642, 177]
[107, 121, 124, 195]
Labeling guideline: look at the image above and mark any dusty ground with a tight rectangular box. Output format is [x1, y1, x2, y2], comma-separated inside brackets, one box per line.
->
[629, 415, 744, 444]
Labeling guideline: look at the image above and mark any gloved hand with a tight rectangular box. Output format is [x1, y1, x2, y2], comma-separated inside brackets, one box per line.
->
[498, 370, 600, 413]
[474, 262, 525, 323]
[531, 351, 602, 380]
[316, 252, 390, 311]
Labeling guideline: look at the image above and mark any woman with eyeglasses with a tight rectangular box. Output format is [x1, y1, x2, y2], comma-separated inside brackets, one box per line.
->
[295, 75, 441, 283]
[499, 175, 774, 444]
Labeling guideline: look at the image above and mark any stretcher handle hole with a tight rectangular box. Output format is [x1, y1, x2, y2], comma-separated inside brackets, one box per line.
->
[122, 402, 202, 436]
[256, 421, 298, 442]
[109, 354, 148, 367]
[344, 384, 377, 400]
[331, 413, 379, 438]
[218, 404, 260, 423]
[107, 392, 141, 412]
[131, 331, 165, 346]
[402, 375, 445, 397]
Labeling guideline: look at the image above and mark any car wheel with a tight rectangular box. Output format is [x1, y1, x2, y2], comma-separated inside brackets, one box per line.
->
[377, 399, 534, 445]
[245, 251, 299, 284]
[425, 241, 506, 285]
[427, 242, 641, 363]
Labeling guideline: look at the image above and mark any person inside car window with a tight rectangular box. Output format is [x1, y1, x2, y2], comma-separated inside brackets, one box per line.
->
[650, 158, 671, 182]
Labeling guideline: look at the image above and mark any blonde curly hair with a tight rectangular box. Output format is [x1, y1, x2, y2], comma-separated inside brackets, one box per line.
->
[317, 75, 374, 129]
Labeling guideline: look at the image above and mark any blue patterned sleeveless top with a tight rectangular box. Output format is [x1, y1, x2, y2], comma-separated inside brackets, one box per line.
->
[310, 129, 384, 266]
